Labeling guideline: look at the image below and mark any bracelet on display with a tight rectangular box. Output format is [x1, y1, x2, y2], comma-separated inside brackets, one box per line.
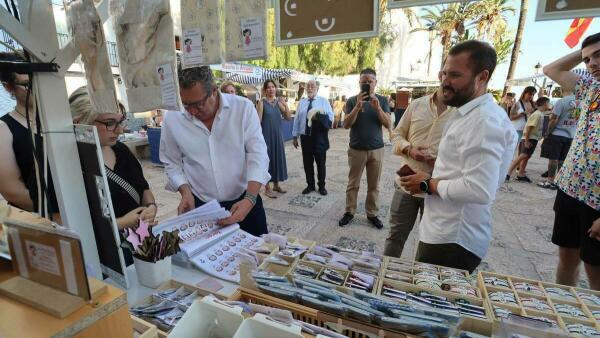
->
[520, 298, 551, 311]
[513, 282, 543, 295]
[554, 303, 586, 318]
[145, 202, 157, 208]
[483, 276, 510, 288]
[244, 192, 257, 206]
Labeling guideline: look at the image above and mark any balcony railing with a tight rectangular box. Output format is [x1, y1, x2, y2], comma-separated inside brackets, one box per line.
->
[1, 30, 119, 68]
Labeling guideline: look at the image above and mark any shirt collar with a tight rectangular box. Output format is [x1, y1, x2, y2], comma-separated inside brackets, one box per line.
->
[457, 93, 493, 116]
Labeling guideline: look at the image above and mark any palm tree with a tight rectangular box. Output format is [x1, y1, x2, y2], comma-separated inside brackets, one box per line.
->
[472, 0, 516, 41]
[503, 0, 528, 96]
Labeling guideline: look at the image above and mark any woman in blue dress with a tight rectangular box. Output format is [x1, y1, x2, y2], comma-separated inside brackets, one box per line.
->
[256, 79, 290, 198]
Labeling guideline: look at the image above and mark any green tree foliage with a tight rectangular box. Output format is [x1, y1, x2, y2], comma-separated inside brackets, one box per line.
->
[251, 0, 397, 75]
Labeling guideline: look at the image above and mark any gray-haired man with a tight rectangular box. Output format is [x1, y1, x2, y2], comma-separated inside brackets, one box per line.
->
[159, 66, 271, 236]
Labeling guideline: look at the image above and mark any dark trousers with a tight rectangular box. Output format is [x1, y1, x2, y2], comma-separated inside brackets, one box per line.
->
[193, 193, 268, 237]
[415, 242, 482, 273]
[300, 135, 326, 189]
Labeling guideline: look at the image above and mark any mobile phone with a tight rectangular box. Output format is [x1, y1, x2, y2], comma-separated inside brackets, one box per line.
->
[397, 164, 415, 177]
[360, 83, 370, 101]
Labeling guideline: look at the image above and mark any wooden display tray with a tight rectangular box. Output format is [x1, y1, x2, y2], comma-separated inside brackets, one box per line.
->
[229, 287, 409, 338]
[132, 315, 158, 338]
[376, 277, 492, 334]
[478, 271, 600, 336]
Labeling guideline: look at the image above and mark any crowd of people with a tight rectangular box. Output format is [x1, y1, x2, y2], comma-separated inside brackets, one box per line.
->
[1, 33, 599, 290]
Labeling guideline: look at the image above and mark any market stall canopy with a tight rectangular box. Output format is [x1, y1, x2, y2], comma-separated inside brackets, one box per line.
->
[392, 76, 440, 88]
[216, 63, 293, 85]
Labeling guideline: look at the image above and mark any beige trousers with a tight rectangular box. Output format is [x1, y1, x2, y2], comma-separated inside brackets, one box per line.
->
[345, 147, 385, 217]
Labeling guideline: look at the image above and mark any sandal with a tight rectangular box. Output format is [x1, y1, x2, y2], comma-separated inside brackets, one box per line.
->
[264, 190, 277, 198]
[273, 185, 287, 193]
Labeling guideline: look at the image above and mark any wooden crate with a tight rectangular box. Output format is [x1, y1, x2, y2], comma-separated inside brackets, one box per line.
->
[131, 315, 158, 338]
[478, 271, 600, 336]
[376, 277, 492, 332]
[228, 287, 409, 338]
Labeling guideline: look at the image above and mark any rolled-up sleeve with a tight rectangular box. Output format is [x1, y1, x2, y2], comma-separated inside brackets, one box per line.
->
[393, 103, 413, 155]
[159, 113, 189, 192]
[244, 103, 271, 185]
[436, 115, 506, 205]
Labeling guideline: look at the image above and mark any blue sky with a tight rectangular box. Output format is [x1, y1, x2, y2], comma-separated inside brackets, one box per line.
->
[485, 0, 600, 89]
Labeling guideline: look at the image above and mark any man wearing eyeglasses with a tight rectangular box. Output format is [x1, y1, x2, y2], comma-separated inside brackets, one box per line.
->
[160, 66, 270, 236]
[0, 51, 60, 221]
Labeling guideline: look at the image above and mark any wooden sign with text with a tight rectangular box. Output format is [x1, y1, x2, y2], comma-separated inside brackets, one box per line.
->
[275, 0, 379, 46]
[536, 0, 600, 21]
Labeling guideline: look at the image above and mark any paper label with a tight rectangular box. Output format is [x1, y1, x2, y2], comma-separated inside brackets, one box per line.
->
[182, 28, 204, 66]
[241, 17, 265, 59]
[157, 64, 178, 110]
[25, 240, 60, 276]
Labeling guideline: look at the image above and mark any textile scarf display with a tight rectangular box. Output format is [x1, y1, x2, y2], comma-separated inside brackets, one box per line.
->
[223, 0, 268, 62]
[65, 0, 119, 113]
[180, 0, 222, 67]
[110, 0, 180, 112]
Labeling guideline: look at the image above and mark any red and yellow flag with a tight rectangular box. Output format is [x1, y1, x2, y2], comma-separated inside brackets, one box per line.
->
[565, 18, 593, 48]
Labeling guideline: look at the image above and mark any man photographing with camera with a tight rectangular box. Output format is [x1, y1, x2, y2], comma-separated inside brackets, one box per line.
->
[339, 68, 391, 229]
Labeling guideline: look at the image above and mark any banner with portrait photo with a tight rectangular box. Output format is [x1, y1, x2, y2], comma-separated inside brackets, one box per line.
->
[180, 0, 222, 67]
[535, 0, 600, 21]
[275, 0, 379, 46]
[223, 0, 268, 62]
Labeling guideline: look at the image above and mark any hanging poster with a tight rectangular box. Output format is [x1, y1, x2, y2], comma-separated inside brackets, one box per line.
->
[535, 0, 600, 21]
[223, 0, 268, 62]
[65, 0, 119, 114]
[387, 0, 470, 9]
[241, 17, 265, 59]
[110, 0, 180, 112]
[180, 0, 222, 67]
[275, 0, 379, 46]
[157, 64, 179, 110]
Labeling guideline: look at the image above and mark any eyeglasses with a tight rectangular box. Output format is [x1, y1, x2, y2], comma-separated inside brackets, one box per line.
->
[182, 90, 213, 112]
[95, 116, 127, 131]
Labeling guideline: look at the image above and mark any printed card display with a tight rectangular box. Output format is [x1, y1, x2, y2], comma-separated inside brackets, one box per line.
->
[241, 17, 265, 59]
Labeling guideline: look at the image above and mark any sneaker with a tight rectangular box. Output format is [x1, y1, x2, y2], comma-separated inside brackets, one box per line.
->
[367, 216, 384, 229]
[541, 171, 549, 178]
[318, 187, 328, 196]
[537, 181, 557, 190]
[302, 186, 315, 194]
[516, 176, 532, 183]
[338, 213, 354, 227]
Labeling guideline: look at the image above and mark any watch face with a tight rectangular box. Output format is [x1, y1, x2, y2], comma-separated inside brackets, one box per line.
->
[419, 181, 428, 193]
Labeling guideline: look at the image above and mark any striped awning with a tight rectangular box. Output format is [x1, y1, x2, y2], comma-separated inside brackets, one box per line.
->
[225, 67, 293, 85]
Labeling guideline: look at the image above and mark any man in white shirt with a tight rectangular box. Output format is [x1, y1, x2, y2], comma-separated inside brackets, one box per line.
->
[292, 80, 334, 195]
[160, 66, 271, 236]
[400, 40, 517, 273]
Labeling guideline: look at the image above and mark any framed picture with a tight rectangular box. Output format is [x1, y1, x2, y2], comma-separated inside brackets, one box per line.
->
[536, 0, 600, 21]
[275, 0, 379, 46]
[387, 0, 470, 9]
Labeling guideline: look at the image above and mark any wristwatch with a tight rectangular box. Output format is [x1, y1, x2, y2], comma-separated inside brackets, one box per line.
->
[420, 178, 432, 195]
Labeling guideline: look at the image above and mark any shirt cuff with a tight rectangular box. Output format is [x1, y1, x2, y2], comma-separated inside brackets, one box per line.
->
[394, 140, 411, 156]
[436, 179, 451, 200]
[165, 174, 188, 193]
[247, 168, 271, 186]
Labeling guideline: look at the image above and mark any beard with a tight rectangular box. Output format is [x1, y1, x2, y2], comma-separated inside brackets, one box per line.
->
[441, 81, 476, 107]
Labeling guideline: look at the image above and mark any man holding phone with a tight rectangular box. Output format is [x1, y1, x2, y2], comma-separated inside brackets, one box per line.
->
[339, 68, 391, 229]
[384, 83, 456, 258]
[399, 41, 516, 273]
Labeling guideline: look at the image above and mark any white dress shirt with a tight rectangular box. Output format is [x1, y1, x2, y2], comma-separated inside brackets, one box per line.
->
[292, 95, 334, 137]
[159, 93, 271, 202]
[419, 94, 517, 259]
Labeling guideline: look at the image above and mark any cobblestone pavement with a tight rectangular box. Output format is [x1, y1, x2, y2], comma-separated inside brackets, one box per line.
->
[143, 128, 582, 285]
